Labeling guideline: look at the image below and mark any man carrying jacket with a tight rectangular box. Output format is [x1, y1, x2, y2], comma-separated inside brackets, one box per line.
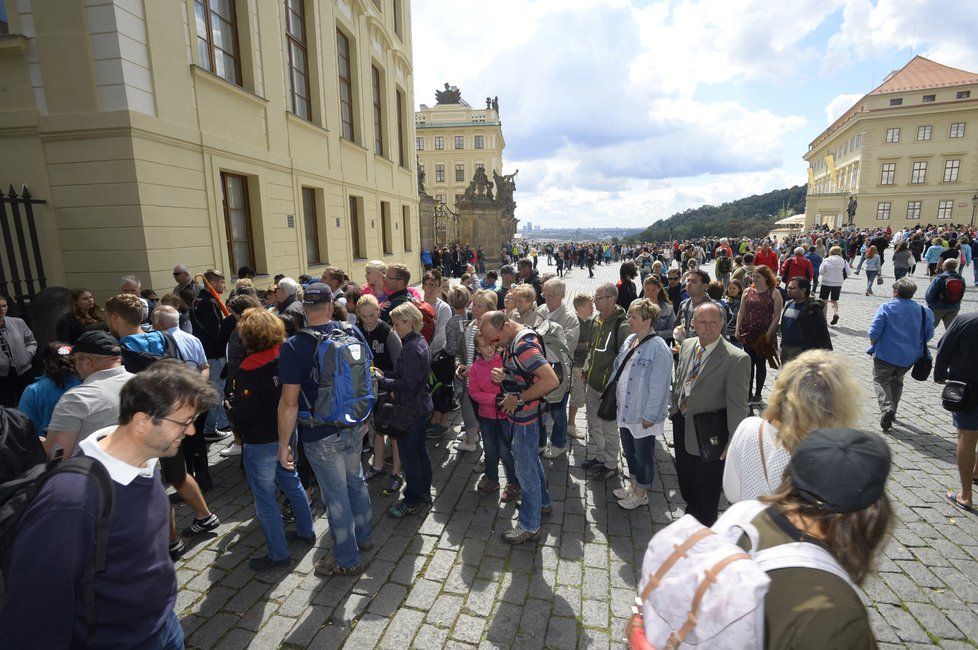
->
[780, 278, 832, 365]
[581, 283, 631, 481]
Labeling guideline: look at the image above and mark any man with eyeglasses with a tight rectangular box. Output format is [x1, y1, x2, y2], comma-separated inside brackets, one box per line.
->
[172, 264, 202, 298]
[0, 361, 216, 649]
[665, 271, 683, 312]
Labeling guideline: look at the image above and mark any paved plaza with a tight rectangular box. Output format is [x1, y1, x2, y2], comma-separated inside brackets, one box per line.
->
[173, 259, 978, 649]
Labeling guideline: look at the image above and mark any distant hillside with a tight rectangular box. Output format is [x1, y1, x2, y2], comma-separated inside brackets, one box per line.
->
[632, 185, 808, 241]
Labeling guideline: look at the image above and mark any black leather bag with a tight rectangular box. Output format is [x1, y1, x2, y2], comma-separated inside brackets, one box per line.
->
[911, 306, 932, 382]
[942, 381, 977, 413]
[692, 408, 730, 462]
[597, 335, 655, 421]
[373, 394, 414, 439]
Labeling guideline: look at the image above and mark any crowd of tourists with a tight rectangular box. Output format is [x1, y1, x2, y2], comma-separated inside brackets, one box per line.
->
[0, 219, 976, 647]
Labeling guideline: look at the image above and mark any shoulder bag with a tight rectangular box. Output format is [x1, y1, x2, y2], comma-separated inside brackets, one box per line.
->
[597, 334, 656, 421]
[941, 381, 977, 413]
[372, 392, 414, 439]
[911, 306, 932, 381]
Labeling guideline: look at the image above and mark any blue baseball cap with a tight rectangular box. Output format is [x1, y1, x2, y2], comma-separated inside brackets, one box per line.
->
[302, 283, 333, 304]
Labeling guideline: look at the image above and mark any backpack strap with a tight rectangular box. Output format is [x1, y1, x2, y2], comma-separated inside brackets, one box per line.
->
[666, 552, 753, 650]
[639, 525, 714, 601]
[758, 420, 769, 484]
[159, 330, 183, 362]
[754, 542, 859, 592]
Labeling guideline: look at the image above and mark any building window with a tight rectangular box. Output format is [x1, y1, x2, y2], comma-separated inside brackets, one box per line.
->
[416, 137, 424, 151]
[195, 0, 241, 85]
[349, 196, 365, 258]
[944, 159, 960, 183]
[455, 164, 465, 182]
[285, 0, 311, 120]
[916, 125, 932, 141]
[380, 201, 392, 255]
[922, 94, 935, 103]
[392, 0, 402, 39]
[371, 66, 385, 156]
[890, 98, 903, 106]
[957, 91, 971, 99]
[885, 128, 900, 143]
[880, 163, 895, 185]
[301, 187, 321, 264]
[911, 161, 927, 184]
[906, 201, 922, 220]
[474, 135, 484, 149]
[435, 164, 445, 183]
[434, 136, 444, 150]
[950, 122, 966, 138]
[875, 202, 891, 220]
[395, 88, 406, 167]
[454, 135, 464, 150]
[938, 200, 954, 220]
[221, 173, 255, 270]
[337, 29, 355, 142]
[402, 205, 412, 251]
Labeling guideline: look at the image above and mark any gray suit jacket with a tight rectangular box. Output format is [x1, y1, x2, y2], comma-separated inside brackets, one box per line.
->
[669, 337, 750, 456]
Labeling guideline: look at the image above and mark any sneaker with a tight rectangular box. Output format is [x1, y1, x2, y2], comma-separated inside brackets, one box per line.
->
[219, 441, 241, 457]
[880, 410, 895, 432]
[216, 424, 234, 434]
[457, 440, 478, 453]
[203, 429, 231, 442]
[618, 492, 650, 510]
[501, 484, 522, 503]
[281, 502, 295, 523]
[384, 454, 394, 466]
[168, 538, 186, 561]
[383, 473, 404, 495]
[183, 513, 220, 535]
[358, 541, 374, 552]
[580, 458, 601, 470]
[473, 458, 486, 473]
[477, 476, 500, 495]
[502, 525, 541, 544]
[420, 492, 434, 504]
[544, 444, 567, 459]
[248, 555, 291, 571]
[831, 314, 839, 325]
[592, 466, 617, 481]
[364, 466, 387, 482]
[286, 530, 316, 545]
[538, 446, 547, 455]
[517, 501, 554, 515]
[387, 500, 420, 519]
[613, 486, 631, 499]
[567, 425, 584, 439]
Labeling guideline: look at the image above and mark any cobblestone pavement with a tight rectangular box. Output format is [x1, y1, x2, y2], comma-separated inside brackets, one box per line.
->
[174, 258, 978, 649]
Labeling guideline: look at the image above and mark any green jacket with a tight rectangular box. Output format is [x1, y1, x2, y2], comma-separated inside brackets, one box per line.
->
[583, 306, 631, 391]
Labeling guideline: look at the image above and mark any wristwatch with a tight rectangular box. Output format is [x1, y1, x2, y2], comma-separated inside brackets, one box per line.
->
[516, 395, 525, 407]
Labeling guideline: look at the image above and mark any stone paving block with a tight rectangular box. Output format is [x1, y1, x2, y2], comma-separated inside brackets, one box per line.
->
[239, 599, 278, 632]
[498, 571, 529, 605]
[517, 598, 552, 645]
[581, 626, 612, 649]
[224, 578, 269, 614]
[425, 549, 458, 581]
[343, 613, 390, 649]
[556, 558, 583, 586]
[545, 616, 580, 649]
[944, 609, 978, 641]
[188, 612, 240, 648]
[452, 613, 487, 645]
[277, 587, 315, 618]
[583, 598, 610, 629]
[368, 582, 408, 618]
[378, 607, 426, 649]
[193, 585, 237, 618]
[406, 578, 443, 610]
[485, 602, 521, 645]
[877, 603, 932, 644]
[353, 558, 397, 596]
[905, 601, 965, 640]
[212, 627, 255, 649]
[465, 579, 498, 617]
[414, 623, 451, 649]
[250, 614, 297, 648]
[331, 591, 372, 624]
[285, 605, 332, 647]
[427, 593, 465, 628]
[582, 567, 610, 600]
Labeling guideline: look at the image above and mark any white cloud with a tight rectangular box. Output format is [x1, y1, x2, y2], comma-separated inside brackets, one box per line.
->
[824, 93, 863, 124]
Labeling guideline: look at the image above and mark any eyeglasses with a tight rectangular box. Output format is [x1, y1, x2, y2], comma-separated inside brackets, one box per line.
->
[157, 415, 197, 432]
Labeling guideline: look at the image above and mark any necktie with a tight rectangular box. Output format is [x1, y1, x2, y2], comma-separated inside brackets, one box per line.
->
[679, 345, 704, 415]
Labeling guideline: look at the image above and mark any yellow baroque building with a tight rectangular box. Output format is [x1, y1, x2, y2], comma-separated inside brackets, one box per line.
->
[0, 0, 420, 304]
[804, 56, 978, 230]
[415, 88, 505, 210]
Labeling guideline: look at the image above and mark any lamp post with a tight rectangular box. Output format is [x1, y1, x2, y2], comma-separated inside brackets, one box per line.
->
[971, 194, 977, 229]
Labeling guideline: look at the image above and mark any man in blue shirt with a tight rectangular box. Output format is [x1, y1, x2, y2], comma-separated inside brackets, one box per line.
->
[868, 278, 934, 431]
[805, 246, 823, 292]
[278, 283, 372, 576]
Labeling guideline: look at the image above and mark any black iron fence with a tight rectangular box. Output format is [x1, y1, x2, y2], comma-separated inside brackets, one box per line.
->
[0, 185, 47, 314]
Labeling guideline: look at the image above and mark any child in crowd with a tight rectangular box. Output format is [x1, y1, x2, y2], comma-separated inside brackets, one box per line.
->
[568, 293, 594, 438]
[467, 334, 518, 501]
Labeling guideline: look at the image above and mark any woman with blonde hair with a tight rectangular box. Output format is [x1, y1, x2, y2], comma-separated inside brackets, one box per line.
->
[361, 260, 389, 302]
[863, 245, 881, 295]
[722, 349, 861, 502]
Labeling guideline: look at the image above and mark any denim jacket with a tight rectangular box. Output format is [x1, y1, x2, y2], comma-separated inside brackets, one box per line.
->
[611, 333, 672, 424]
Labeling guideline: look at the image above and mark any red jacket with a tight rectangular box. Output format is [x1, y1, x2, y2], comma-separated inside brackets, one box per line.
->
[754, 249, 779, 271]
[780, 256, 814, 282]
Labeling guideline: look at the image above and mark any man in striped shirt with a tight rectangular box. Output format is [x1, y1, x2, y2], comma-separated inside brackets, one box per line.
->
[479, 311, 560, 544]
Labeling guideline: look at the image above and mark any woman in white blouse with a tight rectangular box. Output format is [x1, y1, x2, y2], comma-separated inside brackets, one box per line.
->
[722, 349, 860, 502]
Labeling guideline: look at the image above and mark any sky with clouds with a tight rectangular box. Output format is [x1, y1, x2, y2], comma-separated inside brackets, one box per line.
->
[410, 0, 978, 229]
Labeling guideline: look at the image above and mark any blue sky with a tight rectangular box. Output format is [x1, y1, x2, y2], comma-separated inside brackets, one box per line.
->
[411, 0, 978, 228]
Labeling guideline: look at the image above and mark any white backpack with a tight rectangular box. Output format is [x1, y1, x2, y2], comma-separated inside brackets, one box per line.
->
[631, 500, 858, 649]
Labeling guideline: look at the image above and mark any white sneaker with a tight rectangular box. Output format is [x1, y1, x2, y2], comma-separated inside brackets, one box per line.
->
[457, 441, 478, 453]
[219, 441, 242, 457]
[567, 425, 585, 439]
[543, 445, 567, 459]
[618, 492, 649, 510]
[613, 487, 630, 499]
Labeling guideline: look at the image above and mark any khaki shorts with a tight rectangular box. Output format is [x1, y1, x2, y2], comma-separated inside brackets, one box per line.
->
[570, 365, 587, 409]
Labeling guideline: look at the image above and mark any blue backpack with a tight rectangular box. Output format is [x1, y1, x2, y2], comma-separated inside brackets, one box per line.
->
[297, 325, 376, 429]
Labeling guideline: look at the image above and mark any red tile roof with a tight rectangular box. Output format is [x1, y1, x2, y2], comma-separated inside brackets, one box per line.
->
[868, 55, 978, 95]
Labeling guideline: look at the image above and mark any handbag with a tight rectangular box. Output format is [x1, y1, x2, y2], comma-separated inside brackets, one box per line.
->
[910, 306, 932, 382]
[942, 381, 977, 413]
[372, 393, 414, 439]
[692, 408, 729, 462]
[876, 274, 884, 285]
[597, 334, 656, 421]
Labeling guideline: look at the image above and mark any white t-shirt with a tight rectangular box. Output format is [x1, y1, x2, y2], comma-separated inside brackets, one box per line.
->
[722, 416, 790, 503]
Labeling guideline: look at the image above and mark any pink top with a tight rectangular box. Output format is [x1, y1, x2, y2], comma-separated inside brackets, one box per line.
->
[468, 355, 505, 419]
[362, 284, 424, 302]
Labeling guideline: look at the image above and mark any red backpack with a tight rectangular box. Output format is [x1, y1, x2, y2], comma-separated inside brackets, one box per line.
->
[941, 275, 965, 304]
[414, 297, 437, 343]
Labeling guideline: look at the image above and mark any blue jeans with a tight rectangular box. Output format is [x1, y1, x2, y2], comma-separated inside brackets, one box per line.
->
[303, 427, 372, 568]
[204, 358, 229, 432]
[620, 427, 656, 489]
[398, 412, 433, 506]
[478, 416, 516, 484]
[156, 610, 184, 650]
[866, 270, 878, 291]
[511, 421, 551, 532]
[540, 393, 568, 449]
[894, 267, 909, 280]
[243, 440, 314, 561]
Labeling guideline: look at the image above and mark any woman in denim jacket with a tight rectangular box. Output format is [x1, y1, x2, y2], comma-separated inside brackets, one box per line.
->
[611, 299, 673, 509]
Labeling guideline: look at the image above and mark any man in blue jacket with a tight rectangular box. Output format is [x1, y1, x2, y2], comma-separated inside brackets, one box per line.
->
[868, 278, 934, 431]
[925, 258, 966, 331]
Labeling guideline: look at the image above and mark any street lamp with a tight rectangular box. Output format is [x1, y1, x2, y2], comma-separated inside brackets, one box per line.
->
[971, 194, 977, 229]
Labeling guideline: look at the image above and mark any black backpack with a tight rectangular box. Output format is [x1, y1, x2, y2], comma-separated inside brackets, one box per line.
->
[0, 408, 115, 642]
[120, 331, 182, 373]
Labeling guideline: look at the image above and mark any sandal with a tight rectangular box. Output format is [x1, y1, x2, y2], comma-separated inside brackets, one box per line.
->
[945, 490, 974, 513]
[314, 556, 365, 577]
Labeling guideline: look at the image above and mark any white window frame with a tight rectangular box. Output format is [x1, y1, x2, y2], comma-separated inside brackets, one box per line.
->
[910, 161, 927, 184]
[875, 202, 891, 220]
[885, 128, 900, 143]
[944, 159, 960, 183]
[880, 163, 895, 185]
[906, 201, 921, 220]
[916, 125, 932, 141]
[937, 200, 954, 220]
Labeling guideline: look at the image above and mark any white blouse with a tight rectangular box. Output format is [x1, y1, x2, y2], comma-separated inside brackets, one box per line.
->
[722, 416, 791, 503]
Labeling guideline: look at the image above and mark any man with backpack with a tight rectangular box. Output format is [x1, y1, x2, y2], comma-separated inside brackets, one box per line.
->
[278, 283, 374, 576]
[779, 278, 832, 365]
[779, 247, 815, 287]
[925, 258, 966, 331]
[714, 250, 733, 289]
[0, 361, 216, 648]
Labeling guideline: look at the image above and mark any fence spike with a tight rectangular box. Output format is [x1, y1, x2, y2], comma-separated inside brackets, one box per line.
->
[21, 185, 30, 199]
[7, 185, 15, 197]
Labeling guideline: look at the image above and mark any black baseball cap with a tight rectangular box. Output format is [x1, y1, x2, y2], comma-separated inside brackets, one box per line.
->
[788, 428, 891, 513]
[302, 283, 333, 304]
[72, 331, 121, 356]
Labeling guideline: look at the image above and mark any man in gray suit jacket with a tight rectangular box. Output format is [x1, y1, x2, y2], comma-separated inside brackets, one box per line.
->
[669, 302, 750, 525]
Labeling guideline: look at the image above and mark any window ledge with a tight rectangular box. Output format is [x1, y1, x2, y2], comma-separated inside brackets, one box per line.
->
[286, 111, 328, 135]
[938, 181, 960, 185]
[191, 65, 268, 106]
[0, 34, 28, 55]
[340, 138, 368, 152]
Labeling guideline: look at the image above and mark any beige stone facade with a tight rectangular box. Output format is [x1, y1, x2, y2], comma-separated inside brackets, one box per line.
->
[415, 90, 504, 209]
[804, 56, 978, 230]
[0, 0, 421, 303]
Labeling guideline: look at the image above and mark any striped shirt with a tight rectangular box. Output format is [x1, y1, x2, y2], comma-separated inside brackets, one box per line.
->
[502, 329, 548, 425]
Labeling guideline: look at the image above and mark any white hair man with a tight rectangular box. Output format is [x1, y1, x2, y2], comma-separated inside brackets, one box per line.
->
[274, 277, 305, 327]
[121, 274, 151, 323]
[535, 277, 579, 458]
